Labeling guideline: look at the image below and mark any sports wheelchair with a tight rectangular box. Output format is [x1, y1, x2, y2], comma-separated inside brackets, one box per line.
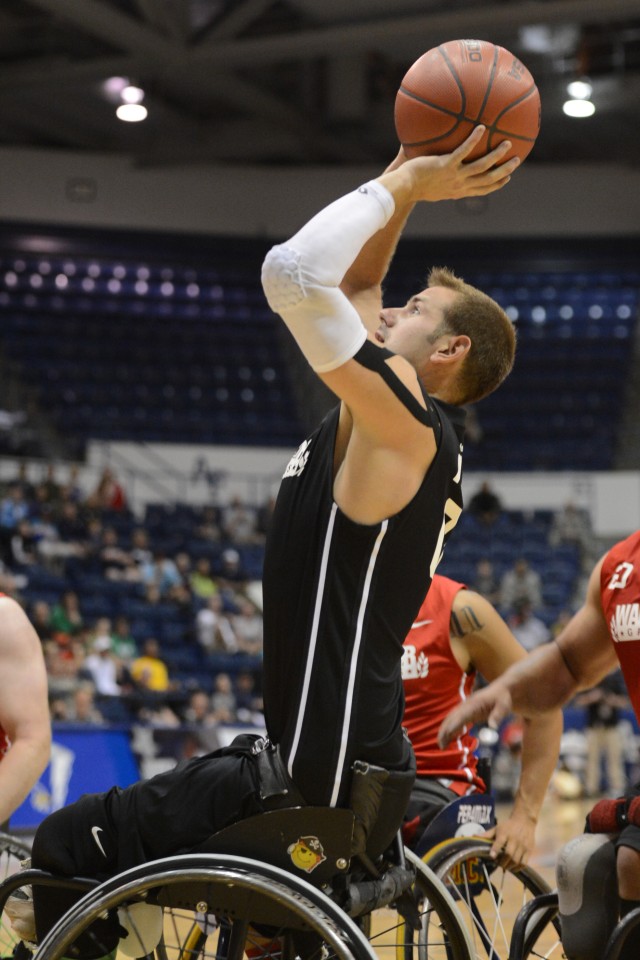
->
[410, 781, 559, 960]
[0, 807, 475, 960]
[509, 875, 640, 960]
[0, 832, 32, 959]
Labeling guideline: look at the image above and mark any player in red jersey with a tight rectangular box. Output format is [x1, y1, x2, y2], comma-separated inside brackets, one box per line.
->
[440, 532, 640, 960]
[0, 593, 51, 826]
[402, 574, 561, 869]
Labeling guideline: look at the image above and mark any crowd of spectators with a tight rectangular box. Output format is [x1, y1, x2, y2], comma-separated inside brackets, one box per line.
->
[0, 462, 267, 749]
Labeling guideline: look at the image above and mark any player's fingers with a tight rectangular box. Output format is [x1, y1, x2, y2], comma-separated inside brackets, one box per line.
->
[450, 124, 486, 161]
[465, 138, 513, 173]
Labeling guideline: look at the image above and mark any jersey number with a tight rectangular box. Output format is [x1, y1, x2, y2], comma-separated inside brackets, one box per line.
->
[430, 497, 463, 578]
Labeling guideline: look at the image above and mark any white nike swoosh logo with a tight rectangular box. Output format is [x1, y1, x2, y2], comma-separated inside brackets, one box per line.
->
[91, 825, 107, 858]
[411, 619, 433, 629]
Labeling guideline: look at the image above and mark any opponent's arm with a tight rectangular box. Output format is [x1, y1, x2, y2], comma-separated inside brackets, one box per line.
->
[439, 556, 617, 746]
[0, 597, 51, 823]
[450, 590, 562, 868]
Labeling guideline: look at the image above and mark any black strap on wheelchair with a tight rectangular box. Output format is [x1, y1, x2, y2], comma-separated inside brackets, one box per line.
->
[251, 738, 306, 810]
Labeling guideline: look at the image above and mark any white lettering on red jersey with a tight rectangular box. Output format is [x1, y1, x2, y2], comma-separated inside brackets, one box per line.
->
[601, 531, 640, 721]
[402, 574, 484, 794]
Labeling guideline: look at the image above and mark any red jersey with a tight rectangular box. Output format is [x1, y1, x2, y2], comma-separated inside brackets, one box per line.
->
[600, 530, 640, 723]
[401, 574, 484, 794]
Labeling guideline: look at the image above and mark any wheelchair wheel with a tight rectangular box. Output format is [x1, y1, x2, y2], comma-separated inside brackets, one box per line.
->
[0, 832, 32, 957]
[33, 853, 380, 960]
[363, 848, 473, 960]
[424, 837, 562, 960]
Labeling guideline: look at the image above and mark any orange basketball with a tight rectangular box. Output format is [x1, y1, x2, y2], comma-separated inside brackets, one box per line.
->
[394, 39, 541, 165]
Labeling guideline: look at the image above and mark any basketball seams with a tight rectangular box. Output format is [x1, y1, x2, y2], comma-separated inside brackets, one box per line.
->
[394, 38, 540, 163]
[397, 87, 462, 122]
[475, 45, 500, 126]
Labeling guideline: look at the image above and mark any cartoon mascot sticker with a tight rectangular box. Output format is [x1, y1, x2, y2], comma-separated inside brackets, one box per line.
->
[287, 835, 326, 873]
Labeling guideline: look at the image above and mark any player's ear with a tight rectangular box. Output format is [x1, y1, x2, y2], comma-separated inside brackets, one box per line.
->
[432, 334, 470, 363]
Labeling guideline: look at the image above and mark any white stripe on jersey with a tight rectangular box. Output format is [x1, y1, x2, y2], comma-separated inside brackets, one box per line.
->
[329, 519, 389, 807]
[286, 502, 338, 780]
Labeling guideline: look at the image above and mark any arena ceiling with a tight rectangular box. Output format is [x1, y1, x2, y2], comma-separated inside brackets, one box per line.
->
[1, 0, 640, 169]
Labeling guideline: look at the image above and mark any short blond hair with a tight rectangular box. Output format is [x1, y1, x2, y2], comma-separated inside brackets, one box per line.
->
[428, 266, 516, 405]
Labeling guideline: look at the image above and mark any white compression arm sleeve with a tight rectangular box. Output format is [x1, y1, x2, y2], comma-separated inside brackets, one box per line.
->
[261, 180, 395, 372]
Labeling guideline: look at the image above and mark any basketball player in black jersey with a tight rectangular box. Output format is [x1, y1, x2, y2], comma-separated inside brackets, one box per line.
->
[28, 128, 517, 943]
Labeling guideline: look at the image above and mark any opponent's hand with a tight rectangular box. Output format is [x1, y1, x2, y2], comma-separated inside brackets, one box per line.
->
[438, 682, 513, 749]
[380, 126, 519, 204]
[484, 811, 536, 871]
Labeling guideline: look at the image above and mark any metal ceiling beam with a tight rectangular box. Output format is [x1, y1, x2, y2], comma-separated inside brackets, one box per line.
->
[203, 0, 278, 41]
[25, 0, 177, 62]
[187, 0, 640, 68]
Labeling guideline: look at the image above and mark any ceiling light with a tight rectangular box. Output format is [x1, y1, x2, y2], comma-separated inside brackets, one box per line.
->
[563, 99, 596, 118]
[566, 78, 592, 99]
[116, 103, 148, 122]
[122, 85, 145, 104]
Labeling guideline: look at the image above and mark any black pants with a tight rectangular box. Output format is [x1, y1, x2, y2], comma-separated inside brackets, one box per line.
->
[31, 743, 263, 954]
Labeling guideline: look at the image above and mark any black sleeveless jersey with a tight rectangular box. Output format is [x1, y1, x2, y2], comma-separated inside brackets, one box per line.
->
[262, 349, 466, 808]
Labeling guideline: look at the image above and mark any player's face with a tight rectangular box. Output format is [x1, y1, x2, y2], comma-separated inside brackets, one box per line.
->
[375, 285, 459, 366]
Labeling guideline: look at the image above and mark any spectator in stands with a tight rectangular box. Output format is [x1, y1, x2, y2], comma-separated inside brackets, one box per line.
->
[189, 556, 218, 601]
[39, 500, 86, 567]
[43, 629, 87, 700]
[8, 518, 38, 568]
[30, 599, 54, 642]
[222, 495, 258, 545]
[140, 549, 182, 599]
[500, 556, 543, 612]
[49, 590, 84, 637]
[82, 635, 122, 697]
[233, 597, 263, 658]
[61, 464, 84, 505]
[508, 599, 550, 652]
[65, 683, 105, 726]
[129, 527, 153, 576]
[471, 557, 501, 605]
[549, 500, 596, 567]
[13, 462, 36, 501]
[40, 463, 63, 510]
[467, 479, 503, 526]
[234, 671, 264, 725]
[86, 466, 127, 512]
[195, 593, 238, 655]
[167, 551, 193, 608]
[575, 669, 629, 798]
[0, 483, 30, 563]
[194, 506, 223, 544]
[99, 526, 136, 581]
[130, 637, 171, 693]
[210, 672, 237, 724]
[110, 615, 138, 664]
[182, 690, 220, 752]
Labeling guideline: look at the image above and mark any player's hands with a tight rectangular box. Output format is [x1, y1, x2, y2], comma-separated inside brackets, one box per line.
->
[438, 682, 513, 749]
[379, 126, 519, 203]
[484, 810, 536, 870]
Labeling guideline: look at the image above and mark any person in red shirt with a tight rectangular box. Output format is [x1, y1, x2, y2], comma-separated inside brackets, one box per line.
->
[0, 593, 51, 826]
[440, 531, 640, 960]
[402, 574, 561, 870]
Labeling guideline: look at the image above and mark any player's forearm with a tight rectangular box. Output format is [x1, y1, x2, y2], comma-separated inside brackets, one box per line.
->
[261, 181, 395, 372]
[496, 642, 579, 717]
[0, 736, 51, 824]
[511, 709, 563, 824]
[341, 153, 414, 296]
